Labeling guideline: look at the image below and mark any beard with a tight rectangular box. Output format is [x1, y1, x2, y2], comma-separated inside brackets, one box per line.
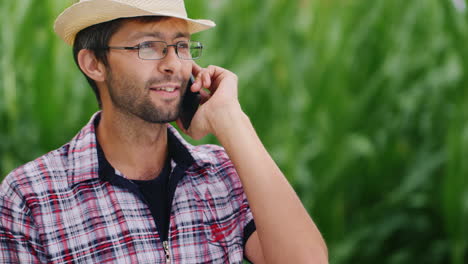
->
[105, 69, 186, 124]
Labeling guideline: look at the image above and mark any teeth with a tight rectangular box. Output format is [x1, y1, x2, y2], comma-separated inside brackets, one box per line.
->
[156, 87, 176, 92]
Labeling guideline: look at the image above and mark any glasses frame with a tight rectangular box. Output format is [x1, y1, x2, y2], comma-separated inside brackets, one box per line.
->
[105, 40, 203, 60]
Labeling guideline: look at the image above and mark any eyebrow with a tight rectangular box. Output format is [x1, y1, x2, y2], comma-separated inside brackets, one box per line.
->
[129, 32, 190, 41]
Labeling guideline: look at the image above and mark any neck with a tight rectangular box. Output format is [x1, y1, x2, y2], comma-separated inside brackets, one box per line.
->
[97, 109, 169, 181]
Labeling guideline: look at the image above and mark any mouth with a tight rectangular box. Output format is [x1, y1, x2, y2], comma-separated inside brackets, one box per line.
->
[149, 83, 181, 99]
[150, 87, 178, 92]
[150, 83, 180, 90]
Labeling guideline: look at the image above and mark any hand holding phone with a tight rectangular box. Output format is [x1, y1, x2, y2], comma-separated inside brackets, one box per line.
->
[181, 64, 242, 140]
[180, 75, 201, 130]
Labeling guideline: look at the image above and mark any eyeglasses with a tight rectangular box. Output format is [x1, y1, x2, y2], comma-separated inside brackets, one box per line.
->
[105, 41, 203, 60]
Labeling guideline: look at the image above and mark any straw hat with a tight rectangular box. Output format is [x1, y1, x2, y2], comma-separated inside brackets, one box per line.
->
[54, 0, 216, 46]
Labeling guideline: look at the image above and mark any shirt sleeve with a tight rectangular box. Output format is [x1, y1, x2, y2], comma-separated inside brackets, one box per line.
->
[0, 191, 45, 263]
[243, 219, 256, 246]
[240, 190, 257, 263]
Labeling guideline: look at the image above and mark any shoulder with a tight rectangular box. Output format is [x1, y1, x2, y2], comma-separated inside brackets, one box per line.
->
[191, 144, 230, 167]
[0, 112, 100, 203]
[0, 145, 70, 203]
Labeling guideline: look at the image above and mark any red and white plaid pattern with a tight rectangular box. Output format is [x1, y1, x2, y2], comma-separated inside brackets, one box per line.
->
[0, 112, 253, 263]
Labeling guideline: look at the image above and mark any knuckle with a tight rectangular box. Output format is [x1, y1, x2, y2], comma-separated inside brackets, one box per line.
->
[208, 65, 221, 72]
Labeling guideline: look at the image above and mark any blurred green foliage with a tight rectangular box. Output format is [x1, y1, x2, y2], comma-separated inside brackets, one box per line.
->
[1, 0, 468, 263]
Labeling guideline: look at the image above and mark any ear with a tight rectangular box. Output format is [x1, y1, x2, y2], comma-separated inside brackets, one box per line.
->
[77, 49, 107, 82]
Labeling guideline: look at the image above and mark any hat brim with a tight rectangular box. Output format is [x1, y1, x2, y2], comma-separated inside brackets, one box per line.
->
[54, 0, 216, 46]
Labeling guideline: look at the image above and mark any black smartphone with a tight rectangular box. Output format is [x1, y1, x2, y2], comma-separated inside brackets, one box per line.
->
[180, 75, 201, 130]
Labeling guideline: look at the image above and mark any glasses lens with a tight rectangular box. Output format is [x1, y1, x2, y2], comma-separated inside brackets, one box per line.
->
[190, 41, 202, 59]
[176, 41, 202, 60]
[139, 41, 166, 60]
[137, 41, 202, 60]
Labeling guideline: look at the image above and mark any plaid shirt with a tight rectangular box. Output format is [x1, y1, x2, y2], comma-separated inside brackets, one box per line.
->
[0, 112, 254, 263]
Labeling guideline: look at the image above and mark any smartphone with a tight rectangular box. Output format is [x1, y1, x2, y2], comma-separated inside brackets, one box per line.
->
[180, 75, 201, 130]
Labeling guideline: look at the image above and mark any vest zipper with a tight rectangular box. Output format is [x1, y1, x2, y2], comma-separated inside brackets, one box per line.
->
[163, 240, 171, 263]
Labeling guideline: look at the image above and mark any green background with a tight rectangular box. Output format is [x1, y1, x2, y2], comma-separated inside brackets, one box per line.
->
[1, 0, 468, 263]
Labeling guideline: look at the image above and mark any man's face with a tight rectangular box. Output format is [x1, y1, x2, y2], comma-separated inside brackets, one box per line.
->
[103, 18, 192, 123]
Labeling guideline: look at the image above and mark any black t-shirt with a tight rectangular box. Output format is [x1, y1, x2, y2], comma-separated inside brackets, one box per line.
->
[131, 159, 172, 241]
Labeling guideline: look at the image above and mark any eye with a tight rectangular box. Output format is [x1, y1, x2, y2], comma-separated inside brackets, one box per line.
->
[177, 42, 189, 49]
[139, 41, 155, 49]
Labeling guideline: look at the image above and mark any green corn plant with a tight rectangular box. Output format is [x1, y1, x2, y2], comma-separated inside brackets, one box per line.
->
[1, 0, 467, 263]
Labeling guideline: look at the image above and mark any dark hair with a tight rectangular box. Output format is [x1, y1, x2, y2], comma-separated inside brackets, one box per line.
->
[72, 16, 167, 107]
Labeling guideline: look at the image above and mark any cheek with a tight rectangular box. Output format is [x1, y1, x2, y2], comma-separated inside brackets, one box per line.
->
[127, 63, 154, 78]
[107, 67, 146, 95]
[117, 67, 154, 89]
[108, 55, 153, 81]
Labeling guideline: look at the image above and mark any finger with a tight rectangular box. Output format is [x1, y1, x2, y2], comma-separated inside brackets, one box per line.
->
[191, 61, 203, 77]
[199, 89, 211, 104]
[191, 62, 204, 91]
[203, 65, 223, 93]
[190, 75, 202, 92]
[205, 65, 224, 91]
[192, 69, 205, 91]
[194, 69, 208, 91]
[202, 70, 212, 89]
[190, 81, 198, 93]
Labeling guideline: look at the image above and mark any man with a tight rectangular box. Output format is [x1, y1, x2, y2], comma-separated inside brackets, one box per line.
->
[0, 0, 327, 263]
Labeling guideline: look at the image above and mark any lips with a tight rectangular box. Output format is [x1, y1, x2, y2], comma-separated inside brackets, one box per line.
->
[148, 83, 181, 100]
[152, 87, 177, 92]
[149, 83, 181, 93]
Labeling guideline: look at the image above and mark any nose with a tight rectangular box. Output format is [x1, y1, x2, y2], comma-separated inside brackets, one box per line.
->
[157, 45, 181, 75]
